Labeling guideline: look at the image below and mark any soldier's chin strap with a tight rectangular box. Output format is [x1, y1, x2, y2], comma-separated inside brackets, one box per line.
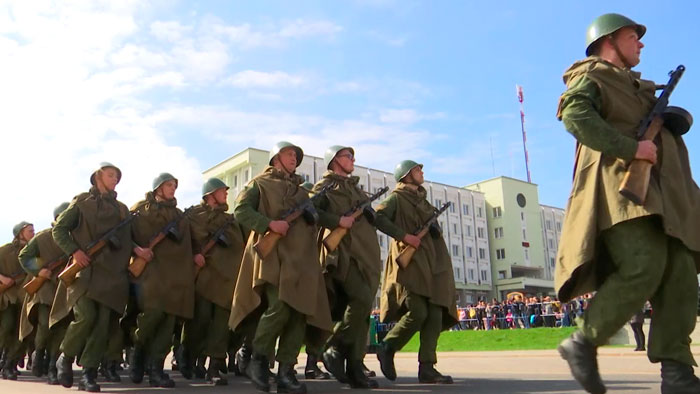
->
[608, 35, 635, 69]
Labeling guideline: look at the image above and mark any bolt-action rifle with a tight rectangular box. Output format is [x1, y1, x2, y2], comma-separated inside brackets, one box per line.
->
[23, 254, 68, 295]
[396, 201, 451, 269]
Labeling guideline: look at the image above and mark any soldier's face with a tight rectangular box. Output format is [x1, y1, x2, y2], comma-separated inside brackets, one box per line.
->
[212, 187, 228, 205]
[20, 225, 34, 243]
[613, 26, 644, 67]
[275, 148, 297, 174]
[408, 166, 424, 185]
[333, 149, 355, 174]
[157, 180, 177, 200]
[99, 168, 120, 191]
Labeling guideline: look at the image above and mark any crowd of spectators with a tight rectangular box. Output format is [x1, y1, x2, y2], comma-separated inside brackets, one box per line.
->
[452, 294, 592, 330]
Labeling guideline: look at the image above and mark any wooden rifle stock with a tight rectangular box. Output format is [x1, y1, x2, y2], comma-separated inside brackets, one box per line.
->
[23, 256, 68, 295]
[128, 232, 167, 278]
[0, 272, 26, 296]
[396, 226, 431, 269]
[322, 209, 363, 253]
[619, 116, 664, 205]
[58, 239, 107, 286]
[253, 210, 303, 259]
[193, 238, 217, 276]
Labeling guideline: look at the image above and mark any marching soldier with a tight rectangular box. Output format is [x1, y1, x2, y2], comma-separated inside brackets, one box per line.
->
[374, 160, 457, 384]
[555, 13, 700, 394]
[0, 221, 34, 380]
[313, 145, 382, 389]
[128, 173, 195, 387]
[18, 203, 70, 384]
[229, 141, 332, 394]
[51, 162, 148, 392]
[180, 177, 247, 386]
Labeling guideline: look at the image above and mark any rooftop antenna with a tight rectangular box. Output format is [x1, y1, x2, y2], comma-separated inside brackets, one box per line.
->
[516, 84, 532, 183]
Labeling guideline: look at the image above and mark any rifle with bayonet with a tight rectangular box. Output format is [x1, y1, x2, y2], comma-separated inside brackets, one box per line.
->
[619, 65, 685, 205]
[396, 201, 451, 269]
[322, 186, 389, 253]
[128, 207, 191, 278]
[253, 183, 334, 259]
[194, 214, 237, 275]
[23, 254, 68, 295]
[58, 211, 139, 286]
[0, 270, 27, 296]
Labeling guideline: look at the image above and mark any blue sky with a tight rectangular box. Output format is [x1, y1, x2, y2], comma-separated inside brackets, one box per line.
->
[1, 1, 699, 240]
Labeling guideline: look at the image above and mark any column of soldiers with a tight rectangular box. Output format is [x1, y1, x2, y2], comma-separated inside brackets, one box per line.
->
[0, 142, 457, 393]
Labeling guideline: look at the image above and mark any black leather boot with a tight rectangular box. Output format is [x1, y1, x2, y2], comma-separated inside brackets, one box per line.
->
[277, 362, 307, 394]
[362, 362, 376, 377]
[418, 362, 453, 384]
[227, 350, 236, 375]
[129, 346, 145, 384]
[322, 344, 349, 383]
[176, 347, 193, 379]
[78, 367, 101, 392]
[661, 360, 700, 394]
[246, 353, 270, 392]
[347, 358, 378, 388]
[235, 344, 252, 377]
[557, 331, 606, 394]
[104, 360, 121, 382]
[206, 357, 228, 386]
[1, 358, 17, 380]
[31, 348, 45, 377]
[376, 341, 397, 381]
[57, 353, 74, 388]
[47, 355, 59, 385]
[148, 359, 175, 388]
[304, 353, 330, 379]
[193, 355, 207, 379]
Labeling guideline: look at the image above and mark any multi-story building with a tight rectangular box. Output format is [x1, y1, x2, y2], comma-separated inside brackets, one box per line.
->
[465, 176, 557, 300]
[203, 147, 493, 306]
[540, 205, 565, 281]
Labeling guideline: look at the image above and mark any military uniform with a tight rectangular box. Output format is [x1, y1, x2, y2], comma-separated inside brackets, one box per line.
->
[0, 228, 30, 380]
[229, 142, 332, 393]
[181, 178, 247, 385]
[374, 161, 457, 383]
[51, 163, 133, 391]
[129, 174, 195, 387]
[18, 206, 70, 383]
[556, 14, 700, 394]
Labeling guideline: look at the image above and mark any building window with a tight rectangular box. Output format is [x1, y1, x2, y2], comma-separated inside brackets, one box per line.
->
[452, 245, 460, 257]
[496, 248, 506, 260]
[498, 270, 507, 279]
[494, 227, 503, 239]
[466, 225, 472, 237]
[546, 220, 552, 230]
[435, 198, 443, 207]
[453, 224, 457, 233]
[480, 270, 488, 281]
[548, 238, 554, 248]
[556, 221, 562, 231]
[550, 257, 555, 266]
[492, 206, 502, 218]
[449, 203, 455, 213]
[477, 207, 483, 218]
[244, 169, 249, 183]
[477, 227, 485, 239]
[524, 249, 529, 260]
[454, 267, 461, 279]
[466, 246, 473, 258]
[468, 269, 475, 280]
[522, 228, 527, 240]
[520, 211, 525, 221]
[378, 235, 383, 247]
[478, 248, 486, 259]
[463, 204, 470, 215]
[233, 175, 238, 187]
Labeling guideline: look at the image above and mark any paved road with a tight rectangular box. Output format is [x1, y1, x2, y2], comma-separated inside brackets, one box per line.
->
[0, 347, 685, 393]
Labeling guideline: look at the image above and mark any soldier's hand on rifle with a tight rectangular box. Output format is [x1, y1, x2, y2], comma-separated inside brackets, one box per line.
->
[635, 140, 657, 164]
[38, 268, 51, 279]
[338, 215, 355, 229]
[193, 254, 205, 268]
[72, 249, 91, 267]
[403, 234, 421, 249]
[133, 246, 154, 262]
[0, 275, 13, 286]
[268, 220, 289, 236]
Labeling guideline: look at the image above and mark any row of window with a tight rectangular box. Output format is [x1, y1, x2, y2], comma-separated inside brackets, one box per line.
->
[455, 267, 489, 282]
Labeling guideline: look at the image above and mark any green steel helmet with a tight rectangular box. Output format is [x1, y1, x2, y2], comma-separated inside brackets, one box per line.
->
[152, 172, 179, 191]
[300, 181, 314, 190]
[394, 160, 423, 182]
[90, 162, 122, 185]
[268, 141, 304, 167]
[324, 145, 354, 170]
[202, 177, 229, 197]
[12, 221, 32, 238]
[585, 13, 646, 56]
[53, 202, 70, 220]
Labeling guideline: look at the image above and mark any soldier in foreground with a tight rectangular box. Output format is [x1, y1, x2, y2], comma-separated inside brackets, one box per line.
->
[51, 163, 149, 392]
[18, 203, 70, 384]
[128, 173, 195, 387]
[373, 160, 457, 384]
[230, 141, 332, 394]
[555, 13, 700, 394]
[0, 221, 34, 380]
[313, 145, 382, 389]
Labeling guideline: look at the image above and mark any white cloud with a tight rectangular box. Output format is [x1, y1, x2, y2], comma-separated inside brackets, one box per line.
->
[379, 108, 446, 124]
[150, 20, 192, 42]
[225, 70, 305, 88]
[278, 19, 343, 39]
[211, 18, 343, 48]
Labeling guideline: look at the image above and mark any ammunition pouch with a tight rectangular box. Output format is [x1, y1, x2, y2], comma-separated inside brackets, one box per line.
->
[663, 106, 693, 136]
[166, 226, 183, 242]
[429, 222, 442, 239]
[302, 206, 319, 225]
[362, 207, 377, 224]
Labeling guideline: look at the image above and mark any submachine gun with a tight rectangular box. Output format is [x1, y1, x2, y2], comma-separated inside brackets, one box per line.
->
[396, 201, 451, 269]
[322, 186, 389, 253]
